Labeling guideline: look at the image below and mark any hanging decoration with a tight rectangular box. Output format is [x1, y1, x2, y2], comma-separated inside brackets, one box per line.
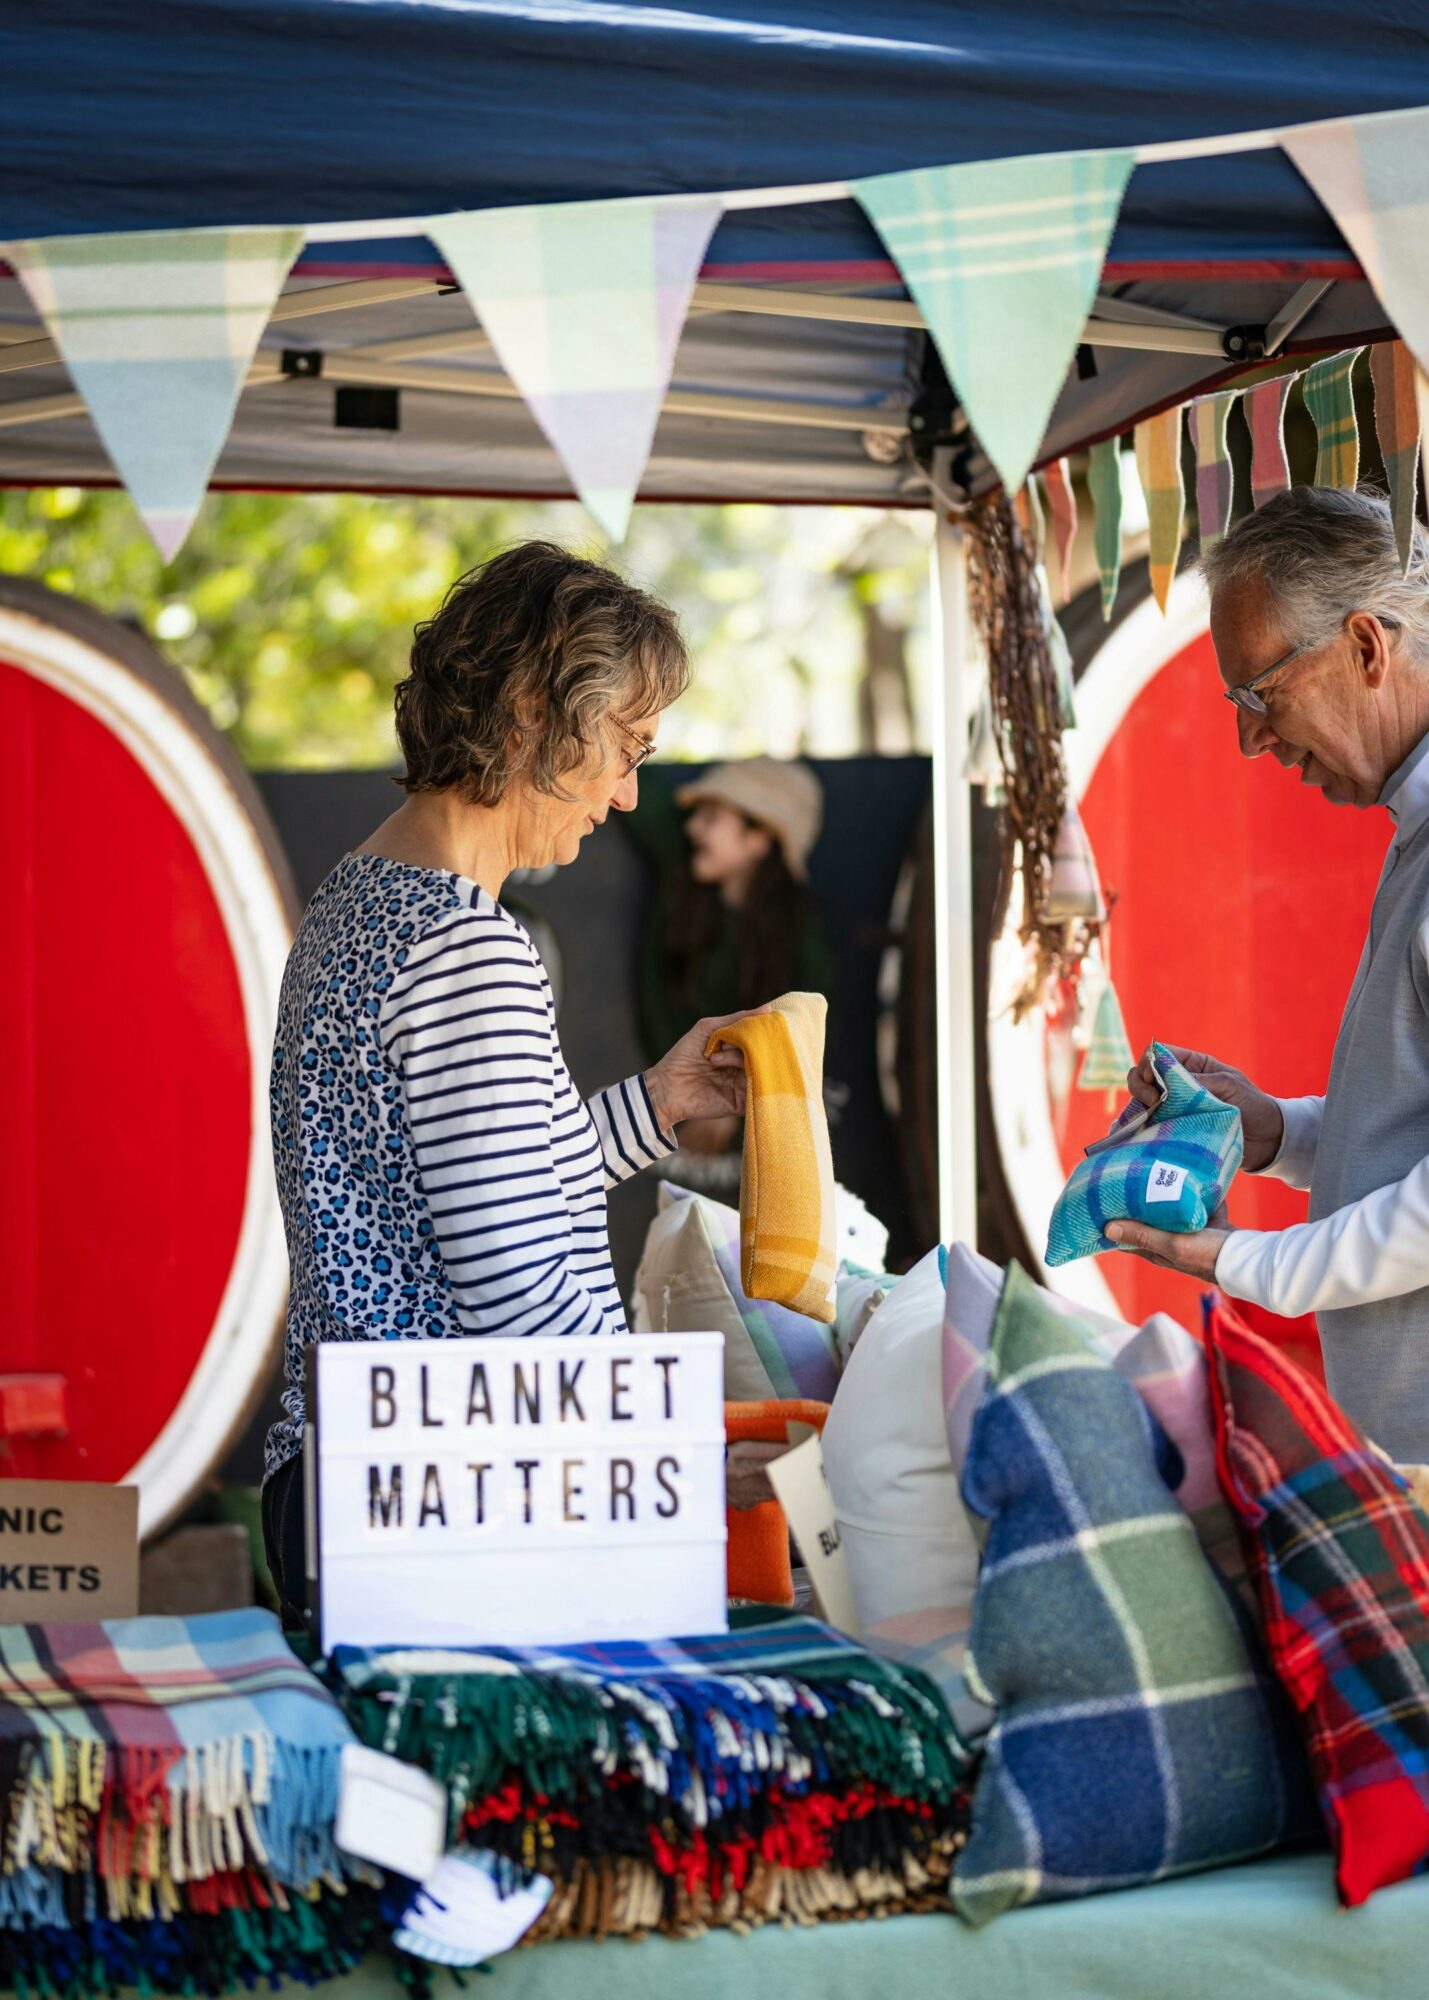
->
[1086, 438, 1123, 620]
[1246, 376, 1294, 508]
[1042, 457, 1080, 603]
[1284, 108, 1429, 391]
[1078, 977, 1136, 1097]
[8, 226, 305, 559]
[1303, 348, 1365, 489]
[425, 194, 724, 541]
[1046, 799, 1107, 923]
[1015, 475, 1047, 559]
[965, 493, 1097, 1015]
[1370, 341, 1423, 572]
[1190, 391, 1237, 553]
[853, 148, 1134, 496]
[1134, 407, 1186, 613]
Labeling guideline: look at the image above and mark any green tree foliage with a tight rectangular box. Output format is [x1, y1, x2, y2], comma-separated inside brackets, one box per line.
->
[0, 487, 932, 768]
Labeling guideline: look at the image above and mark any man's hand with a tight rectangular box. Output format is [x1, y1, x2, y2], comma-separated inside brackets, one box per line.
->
[725, 1438, 788, 1510]
[1126, 1044, 1284, 1173]
[644, 1008, 769, 1134]
[1104, 1218, 1230, 1281]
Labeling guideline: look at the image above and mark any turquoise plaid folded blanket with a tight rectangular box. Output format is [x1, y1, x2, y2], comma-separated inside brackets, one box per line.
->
[1046, 1042, 1243, 1266]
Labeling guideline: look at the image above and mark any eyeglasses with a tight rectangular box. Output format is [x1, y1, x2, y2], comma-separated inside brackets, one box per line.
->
[610, 715, 656, 775]
[1223, 614, 1400, 715]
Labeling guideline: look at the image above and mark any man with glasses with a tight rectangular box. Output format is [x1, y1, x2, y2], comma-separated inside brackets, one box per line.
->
[1107, 486, 1429, 1462]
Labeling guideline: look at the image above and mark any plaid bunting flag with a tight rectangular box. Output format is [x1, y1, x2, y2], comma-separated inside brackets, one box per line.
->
[1078, 978, 1134, 1091]
[1133, 407, 1185, 612]
[1246, 376, 1293, 508]
[853, 149, 1134, 495]
[1086, 438, 1122, 619]
[1191, 391, 1236, 552]
[7, 227, 304, 559]
[1042, 455, 1079, 601]
[1285, 109, 1429, 382]
[426, 194, 723, 541]
[1303, 349, 1365, 489]
[1370, 341, 1423, 572]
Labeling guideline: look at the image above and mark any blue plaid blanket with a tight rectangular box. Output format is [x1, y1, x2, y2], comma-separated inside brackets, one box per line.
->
[1046, 1042, 1242, 1265]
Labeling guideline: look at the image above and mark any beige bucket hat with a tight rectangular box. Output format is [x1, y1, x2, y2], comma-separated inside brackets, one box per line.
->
[675, 756, 824, 879]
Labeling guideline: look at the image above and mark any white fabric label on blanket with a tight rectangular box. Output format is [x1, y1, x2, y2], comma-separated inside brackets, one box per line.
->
[1146, 1161, 1188, 1203]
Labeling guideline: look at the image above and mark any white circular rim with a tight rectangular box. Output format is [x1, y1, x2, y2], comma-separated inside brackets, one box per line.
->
[988, 578, 1211, 1314]
[2, 605, 292, 1536]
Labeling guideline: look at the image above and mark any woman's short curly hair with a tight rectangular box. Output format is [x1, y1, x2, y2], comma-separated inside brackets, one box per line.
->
[394, 542, 690, 803]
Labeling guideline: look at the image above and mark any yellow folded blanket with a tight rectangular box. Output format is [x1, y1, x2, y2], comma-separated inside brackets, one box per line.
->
[707, 993, 837, 1323]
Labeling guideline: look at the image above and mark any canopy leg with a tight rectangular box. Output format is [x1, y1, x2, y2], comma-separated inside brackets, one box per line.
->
[930, 500, 978, 1247]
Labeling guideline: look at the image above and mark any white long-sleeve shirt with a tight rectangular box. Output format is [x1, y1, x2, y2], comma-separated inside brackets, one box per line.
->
[1215, 732, 1429, 1457]
[266, 853, 673, 1476]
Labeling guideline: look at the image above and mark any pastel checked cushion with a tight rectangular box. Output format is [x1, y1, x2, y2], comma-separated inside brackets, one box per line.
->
[1046, 1041, 1243, 1266]
[952, 1264, 1314, 1927]
[1204, 1293, 1429, 1906]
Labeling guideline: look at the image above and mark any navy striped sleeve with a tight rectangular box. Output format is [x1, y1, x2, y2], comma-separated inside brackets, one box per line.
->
[587, 1072, 677, 1191]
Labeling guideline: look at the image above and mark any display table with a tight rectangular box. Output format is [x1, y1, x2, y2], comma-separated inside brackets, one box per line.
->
[301, 1853, 1421, 2000]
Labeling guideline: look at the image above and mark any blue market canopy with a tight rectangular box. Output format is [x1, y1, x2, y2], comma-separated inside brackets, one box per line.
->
[1, 2, 1426, 517]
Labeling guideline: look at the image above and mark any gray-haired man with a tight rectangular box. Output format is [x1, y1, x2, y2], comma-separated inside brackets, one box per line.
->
[1110, 486, 1429, 1461]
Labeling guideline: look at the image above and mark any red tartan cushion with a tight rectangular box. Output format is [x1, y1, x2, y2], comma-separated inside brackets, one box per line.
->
[1203, 1294, 1429, 1906]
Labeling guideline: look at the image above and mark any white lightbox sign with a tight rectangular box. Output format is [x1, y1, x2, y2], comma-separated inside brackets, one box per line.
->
[311, 1334, 727, 1648]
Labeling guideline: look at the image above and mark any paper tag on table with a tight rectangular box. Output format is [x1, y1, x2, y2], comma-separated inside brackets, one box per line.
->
[336, 1744, 449, 1879]
[768, 1432, 861, 1637]
[395, 1850, 553, 1966]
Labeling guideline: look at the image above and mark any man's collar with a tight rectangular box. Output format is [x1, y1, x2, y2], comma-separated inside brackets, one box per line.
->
[1380, 729, 1429, 840]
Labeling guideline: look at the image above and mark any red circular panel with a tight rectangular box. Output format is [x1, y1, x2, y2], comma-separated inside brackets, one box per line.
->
[1052, 629, 1387, 1354]
[0, 661, 252, 1480]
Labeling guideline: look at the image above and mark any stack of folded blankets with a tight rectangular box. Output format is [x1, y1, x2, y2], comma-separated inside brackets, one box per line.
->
[0, 1609, 366, 1996]
[331, 1617, 970, 1942]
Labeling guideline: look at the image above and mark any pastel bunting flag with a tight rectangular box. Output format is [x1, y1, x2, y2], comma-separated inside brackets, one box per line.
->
[1046, 799, 1105, 923]
[426, 194, 724, 540]
[1284, 109, 1429, 383]
[1086, 437, 1123, 620]
[1078, 978, 1134, 1092]
[1133, 407, 1185, 613]
[1303, 348, 1364, 489]
[1370, 341, 1422, 572]
[8, 226, 305, 559]
[1042, 457, 1079, 602]
[1190, 391, 1236, 553]
[1246, 376, 1293, 508]
[1015, 474, 1047, 559]
[853, 148, 1134, 495]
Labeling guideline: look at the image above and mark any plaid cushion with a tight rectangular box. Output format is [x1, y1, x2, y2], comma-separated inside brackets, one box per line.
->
[1046, 1042, 1243, 1266]
[953, 1265, 1313, 1926]
[1204, 1294, 1429, 1906]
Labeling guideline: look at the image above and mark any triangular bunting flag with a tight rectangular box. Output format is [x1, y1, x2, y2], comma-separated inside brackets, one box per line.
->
[1046, 799, 1106, 923]
[426, 194, 723, 540]
[1246, 376, 1293, 508]
[1078, 978, 1134, 1092]
[1284, 110, 1429, 385]
[1303, 348, 1365, 489]
[1015, 475, 1047, 560]
[1370, 341, 1422, 571]
[853, 148, 1134, 495]
[1043, 457, 1079, 602]
[1086, 438, 1123, 620]
[1036, 564, 1077, 728]
[8, 226, 304, 558]
[1133, 407, 1185, 613]
[1190, 391, 1237, 553]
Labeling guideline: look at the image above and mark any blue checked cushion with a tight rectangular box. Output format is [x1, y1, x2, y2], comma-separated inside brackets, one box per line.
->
[952, 1263, 1314, 1928]
[1045, 1041, 1243, 1266]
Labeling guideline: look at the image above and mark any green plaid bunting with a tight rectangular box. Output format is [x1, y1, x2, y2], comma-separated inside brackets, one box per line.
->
[1086, 437, 1123, 619]
[1134, 406, 1185, 612]
[1370, 341, 1423, 572]
[426, 194, 723, 541]
[853, 149, 1134, 495]
[1079, 978, 1134, 1091]
[1303, 349, 1365, 489]
[7, 226, 304, 559]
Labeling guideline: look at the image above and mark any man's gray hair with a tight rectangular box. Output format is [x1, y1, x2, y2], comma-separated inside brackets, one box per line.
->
[1199, 486, 1429, 660]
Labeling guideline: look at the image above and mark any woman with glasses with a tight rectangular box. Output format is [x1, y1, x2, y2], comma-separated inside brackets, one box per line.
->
[261, 543, 756, 1623]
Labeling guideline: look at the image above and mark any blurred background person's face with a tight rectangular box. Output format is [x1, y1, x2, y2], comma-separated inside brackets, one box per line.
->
[685, 799, 774, 902]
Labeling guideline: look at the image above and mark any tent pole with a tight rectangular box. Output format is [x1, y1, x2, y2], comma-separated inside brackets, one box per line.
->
[929, 476, 978, 1246]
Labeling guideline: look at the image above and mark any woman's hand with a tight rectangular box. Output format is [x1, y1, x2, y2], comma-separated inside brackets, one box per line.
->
[1106, 1199, 1230, 1281]
[726, 1438, 788, 1510]
[645, 1008, 768, 1134]
[1126, 1044, 1284, 1173]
